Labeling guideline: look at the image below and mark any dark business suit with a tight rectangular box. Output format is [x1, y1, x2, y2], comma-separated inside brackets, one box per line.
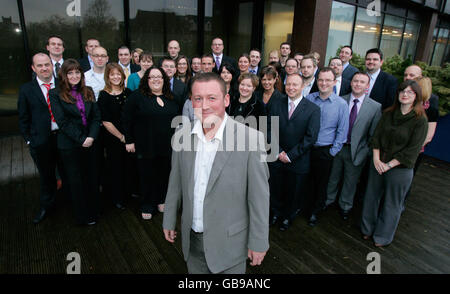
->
[130, 63, 141, 73]
[268, 96, 320, 221]
[338, 77, 352, 96]
[213, 55, 238, 73]
[342, 63, 359, 81]
[18, 78, 63, 212]
[79, 55, 91, 72]
[49, 87, 101, 224]
[172, 77, 189, 110]
[368, 70, 398, 110]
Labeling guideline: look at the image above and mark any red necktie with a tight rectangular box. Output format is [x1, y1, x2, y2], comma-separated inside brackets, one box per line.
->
[43, 83, 56, 122]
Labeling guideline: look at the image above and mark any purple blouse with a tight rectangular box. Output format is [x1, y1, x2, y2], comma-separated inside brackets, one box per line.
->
[71, 87, 87, 126]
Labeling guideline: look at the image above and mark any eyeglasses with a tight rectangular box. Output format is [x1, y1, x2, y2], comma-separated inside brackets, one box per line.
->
[400, 90, 415, 96]
[162, 65, 176, 69]
[149, 76, 163, 80]
[93, 54, 108, 58]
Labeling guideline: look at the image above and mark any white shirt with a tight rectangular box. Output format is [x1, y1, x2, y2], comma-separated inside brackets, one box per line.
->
[88, 55, 94, 69]
[51, 58, 64, 79]
[302, 77, 316, 97]
[349, 93, 365, 115]
[367, 68, 381, 97]
[191, 114, 228, 233]
[335, 76, 342, 95]
[36, 76, 59, 131]
[212, 53, 223, 67]
[84, 69, 105, 101]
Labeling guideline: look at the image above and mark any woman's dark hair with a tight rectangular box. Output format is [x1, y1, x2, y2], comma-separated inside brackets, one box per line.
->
[218, 62, 238, 95]
[385, 80, 425, 118]
[58, 58, 94, 103]
[268, 61, 283, 92]
[175, 55, 192, 84]
[259, 65, 277, 80]
[138, 66, 173, 100]
[139, 51, 153, 63]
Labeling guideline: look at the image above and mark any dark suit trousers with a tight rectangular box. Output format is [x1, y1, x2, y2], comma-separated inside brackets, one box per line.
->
[269, 164, 307, 220]
[59, 145, 99, 224]
[137, 156, 171, 214]
[104, 138, 136, 206]
[309, 145, 334, 215]
[29, 133, 61, 210]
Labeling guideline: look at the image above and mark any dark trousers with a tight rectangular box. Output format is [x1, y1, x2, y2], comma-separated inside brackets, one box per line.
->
[29, 133, 63, 210]
[59, 145, 99, 224]
[137, 156, 171, 214]
[269, 164, 307, 220]
[104, 137, 137, 206]
[309, 145, 334, 215]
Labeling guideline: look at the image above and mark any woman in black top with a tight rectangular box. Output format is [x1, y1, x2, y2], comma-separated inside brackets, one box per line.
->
[229, 72, 265, 130]
[49, 59, 101, 225]
[219, 62, 239, 108]
[174, 55, 192, 85]
[255, 66, 284, 114]
[98, 63, 135, 210]
[123, 66, 180, 220]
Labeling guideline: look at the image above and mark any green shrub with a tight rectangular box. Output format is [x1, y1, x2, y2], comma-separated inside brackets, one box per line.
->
[334, 46, 450, 116]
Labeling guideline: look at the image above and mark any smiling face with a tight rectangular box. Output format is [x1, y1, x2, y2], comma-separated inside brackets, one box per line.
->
[118, 48, 131, 66]
[92, 47, 108, 68]
[109, 68, 123, 87]
[285, 74, 304, 99]
[191, 57, 201, 73]
[261, 74, 276, 92]
[317, 70, 336, 96]
[239, 78, 255, 99]
[220, 67, 232, 84]
[350, 73, 370, 97]
[404, 65, 422, 81]
[285, 59, 298, 75]
[238, 56, 250, 73]
[177, 58, 188, 75]
[329, 58, 343, 77]
[339, 47, 352, 64]
[201, 56, 214, 73]
[148, 68, 164, 94]
[140, 57, 153, 72]
[67, 69, 82, 87]
[365, 52, 383, 74]
[191, 80, 229, 126]
[398, 85, 417, 108]
[32, 54, 53, 82]
[85, 39, 100, 56]
[162, 59, 176, 79]
[249, 50, 261, 67]
[46, 37, 64, 59]
[211, 38, 224, 55]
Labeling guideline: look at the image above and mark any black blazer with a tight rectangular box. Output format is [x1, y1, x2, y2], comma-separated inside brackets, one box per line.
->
[130, 63, 141, 73]
[309, 78, 319, 96]
[79, 55, 91, 72]
[339, 77, 352, 96]
[369, 70, 398, 110]
[269, 96, 320, 174]
[18, 79, 58, 147]
[49, 87, 101, 149]
[172, 78, 189, 110]
[213, 55, 238, 73]
[228, 93, 266, 130]
[255, 88, 285, 115]
[342, 63, 359, 81]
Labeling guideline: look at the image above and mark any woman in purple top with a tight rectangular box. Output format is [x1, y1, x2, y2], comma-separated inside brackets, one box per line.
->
[49, 59, 101, 226]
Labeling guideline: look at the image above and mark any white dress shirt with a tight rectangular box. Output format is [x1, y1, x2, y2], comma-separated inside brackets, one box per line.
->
[51, 58, 64, 79]
[284, 96, 303, 163]
[191, 114, 228, 233]
[335, 76, 342, 95]
[36, 76, 59, 131]
[84, 69, 105, 101]
[349, 93, 365, 115]
[367, 68, 381, 97]
[212, 53, 223, 68]
[302, 77, 316, 97]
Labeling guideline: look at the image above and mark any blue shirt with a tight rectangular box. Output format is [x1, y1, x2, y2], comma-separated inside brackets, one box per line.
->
[306, 92, 349, 156]
[127, 73, 141, 91]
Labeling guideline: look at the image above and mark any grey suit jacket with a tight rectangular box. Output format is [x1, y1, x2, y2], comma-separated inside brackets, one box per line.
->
[343, 94, 382, 166]
[163, 117, 270, 273]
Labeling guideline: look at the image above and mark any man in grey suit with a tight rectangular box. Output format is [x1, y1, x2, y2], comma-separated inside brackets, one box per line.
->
[163, 72, 270, 274]
[325, 72, 382, 220]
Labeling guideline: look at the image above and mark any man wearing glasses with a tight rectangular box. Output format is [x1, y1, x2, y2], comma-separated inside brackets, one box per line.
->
[85, 47, 109, 100]
[211, 37, 237, 73]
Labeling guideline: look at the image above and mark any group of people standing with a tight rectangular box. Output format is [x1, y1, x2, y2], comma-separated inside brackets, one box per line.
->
[17, 34, 438, 273]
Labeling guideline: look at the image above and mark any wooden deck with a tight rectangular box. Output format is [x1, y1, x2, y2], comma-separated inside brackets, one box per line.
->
[0, 135, 449, 274]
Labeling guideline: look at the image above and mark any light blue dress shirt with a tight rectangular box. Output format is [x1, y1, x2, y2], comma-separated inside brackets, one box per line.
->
[305, 92, 349, 156]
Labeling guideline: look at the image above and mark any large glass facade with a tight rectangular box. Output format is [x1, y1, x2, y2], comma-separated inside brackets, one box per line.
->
[204, 0, 226, 54]
[400, 20, 420, 60]
[129, 0, 198, 60]
[352, 7, 383, 57]
[325, 1, 355, 64]
[262, 0, 295, 64]
[431, 28, 449, 66]
[380, 14, 404, 58]
[228, 1, 253, 58]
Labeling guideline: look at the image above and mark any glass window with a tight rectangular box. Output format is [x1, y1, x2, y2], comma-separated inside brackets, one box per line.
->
[400, 20, 420, 60]
[204, 0, 226, 54]
[431, 28, 449, 66]
[262, 0, 295, 65]
[428, 28, 439, 64]
[23, 0, 81, 59]
[325, 1, 356, 65]
[129, 0, 198, 61]
[352, 7, 383, 58]
[379, 14, 404, 58]
[228, 1, 253, 59]
[80, 0, 124, 58]
[0, 0, 27, 133]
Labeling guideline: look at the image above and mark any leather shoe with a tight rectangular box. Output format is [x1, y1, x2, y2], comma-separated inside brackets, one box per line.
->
[270, 215, 279, 226]
[341, 209, 350, 220]
[33, 209, 47, 224]
[115, 203, 126, 210]
[308, 214, 318, 227]
[279, 219, 291, 231]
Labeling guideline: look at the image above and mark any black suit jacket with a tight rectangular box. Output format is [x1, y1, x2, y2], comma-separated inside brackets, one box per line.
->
[172, 78, 188, 110]
[309, 78, 319, 96]
[18, 79, 58, 147]
[369, 70, 398, 110]
[339, 77, 352, 96]
[269, 96, 320, 174]
[342, 64, 359, 81]
[79, 56, 91, 72]
[130, 63, 141, 73]
[213, 55, 238, 73]
[49, 88, 101, 149]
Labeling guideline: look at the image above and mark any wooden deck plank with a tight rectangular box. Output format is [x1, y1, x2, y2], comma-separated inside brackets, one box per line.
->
[0, 136, 12, 184]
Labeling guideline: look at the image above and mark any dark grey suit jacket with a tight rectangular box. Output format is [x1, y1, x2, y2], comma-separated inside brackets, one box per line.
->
[342, 63, 359, 81]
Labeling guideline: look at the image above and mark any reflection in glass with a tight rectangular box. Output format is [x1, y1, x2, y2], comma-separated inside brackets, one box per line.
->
[262, 0, 295, 65]
[352, 7, 382, 58]
[400, 20, 420, 60]
[431, 28, 449, 66]
[228, 1, 253, 59]
[380, 14, 404, 59]
[325, 1, 355, 64]
[0, 0, 27, 118]
[204, 0, 225, 54]
[129, 0, 198, 61]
